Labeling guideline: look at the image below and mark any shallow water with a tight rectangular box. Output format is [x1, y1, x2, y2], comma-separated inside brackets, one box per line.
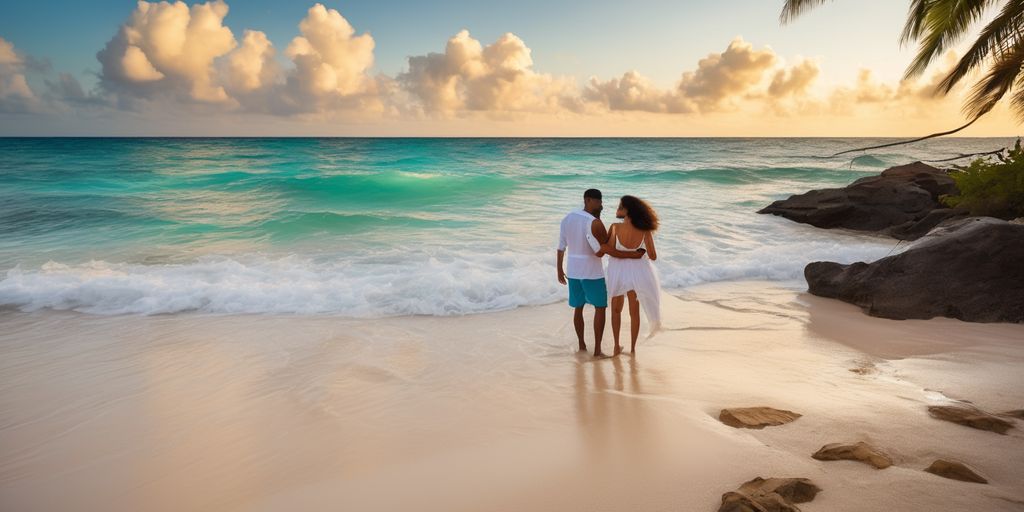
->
[0, 137, 1014, 315]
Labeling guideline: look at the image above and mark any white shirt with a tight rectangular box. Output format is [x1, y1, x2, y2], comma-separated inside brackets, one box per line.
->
[557, 209, 605, 280]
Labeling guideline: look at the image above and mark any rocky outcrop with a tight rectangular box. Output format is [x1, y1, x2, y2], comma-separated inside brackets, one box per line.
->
[719, 477, 821, 512]
[925, 459, 988, 484]
[811, 442, 892, 469]
[719, 407, 802, 429]
[928, 405, 1016, 434]
[758, 162, 962, 240]
[805, 217, 1024, 322]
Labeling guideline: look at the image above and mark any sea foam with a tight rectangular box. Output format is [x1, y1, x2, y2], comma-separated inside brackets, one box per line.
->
[0, 236, 897, 316]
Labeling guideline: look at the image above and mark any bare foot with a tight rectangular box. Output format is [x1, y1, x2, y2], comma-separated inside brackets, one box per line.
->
[578, 344, 588, 352]
[613, 345, 622, 356]
[593, 351, 607, 358]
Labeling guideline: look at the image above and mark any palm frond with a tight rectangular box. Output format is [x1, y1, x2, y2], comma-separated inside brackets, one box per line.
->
[964, 38, 1024, 119]
[899, 0, 930, 45]
[938, 0, 1024, 92]
[780, 0, 833, 24]
[1009, 75, 1024, 120]
[905, 0, 1004, 78]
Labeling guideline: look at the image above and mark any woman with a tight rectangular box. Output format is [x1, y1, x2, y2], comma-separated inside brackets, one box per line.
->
[601, 195, 661, 355]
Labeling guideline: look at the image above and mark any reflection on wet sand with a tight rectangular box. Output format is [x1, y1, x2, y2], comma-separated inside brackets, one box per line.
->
[2, 281, 1023, 512]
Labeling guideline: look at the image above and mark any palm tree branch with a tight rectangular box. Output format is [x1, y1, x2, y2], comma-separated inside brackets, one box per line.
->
[963, 39, 1024, 118]
[900, 0, 930, 44]
[780, 0, 833, 24]
[938, 0, 1024, 93]
[905, 0, 1004, 78]
[830, 117, 982, 157]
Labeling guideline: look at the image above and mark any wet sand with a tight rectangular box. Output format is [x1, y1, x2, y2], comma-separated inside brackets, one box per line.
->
[1, 281, 1022, 511]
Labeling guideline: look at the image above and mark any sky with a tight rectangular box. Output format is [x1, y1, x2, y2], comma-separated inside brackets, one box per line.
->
[0, 0, 1020, 136]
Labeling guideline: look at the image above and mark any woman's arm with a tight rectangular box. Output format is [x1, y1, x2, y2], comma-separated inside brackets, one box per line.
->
[644, 231, 657, 261]
[598, 222, 644, 259]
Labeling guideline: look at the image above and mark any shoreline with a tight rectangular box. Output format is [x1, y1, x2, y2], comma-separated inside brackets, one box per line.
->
[1, 280, 1022, 511]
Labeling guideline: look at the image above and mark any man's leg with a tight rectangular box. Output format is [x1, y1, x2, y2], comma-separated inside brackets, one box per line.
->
[573, 306, 586, 351]
[593, 307, 606, 357]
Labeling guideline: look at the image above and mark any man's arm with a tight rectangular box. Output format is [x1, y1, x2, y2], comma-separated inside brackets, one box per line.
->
[556, 219, 568, 284]
[592, 220, 643, 259]
[556, 250, 566, 284]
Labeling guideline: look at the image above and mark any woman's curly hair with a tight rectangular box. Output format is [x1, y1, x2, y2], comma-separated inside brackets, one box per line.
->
[620, 195, 659, 231]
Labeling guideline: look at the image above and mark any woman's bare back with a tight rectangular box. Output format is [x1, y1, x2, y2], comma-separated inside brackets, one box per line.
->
[612, 223, 647, 250]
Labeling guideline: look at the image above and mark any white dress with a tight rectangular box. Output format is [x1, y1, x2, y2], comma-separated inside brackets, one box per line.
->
[605, 226, 662, 336]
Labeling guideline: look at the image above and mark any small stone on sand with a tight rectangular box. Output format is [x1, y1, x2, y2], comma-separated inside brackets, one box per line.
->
[718, 477, 821, 512]
[924, 459, 988, 484]
[812, 442, 892, 469]
[927, 405, 1015, 434]
[718, 407, 802, 429]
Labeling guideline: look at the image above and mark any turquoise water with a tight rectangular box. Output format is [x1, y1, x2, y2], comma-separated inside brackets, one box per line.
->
[0, 137, 1013, 315]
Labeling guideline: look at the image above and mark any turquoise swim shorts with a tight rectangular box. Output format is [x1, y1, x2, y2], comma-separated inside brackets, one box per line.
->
[567, 278, 608, 308]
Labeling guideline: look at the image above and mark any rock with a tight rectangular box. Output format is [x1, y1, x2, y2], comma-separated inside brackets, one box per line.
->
[924, 459, 988, 484]
[1000, 409, 1024, 419]
[812, 442, 892, 469]
[758, 162, 961, 240]
[805, 217, 1024, 322]
[719, 407, 802, 429]
[719, 477, 821, 512]
[928, 405, 1015, 434]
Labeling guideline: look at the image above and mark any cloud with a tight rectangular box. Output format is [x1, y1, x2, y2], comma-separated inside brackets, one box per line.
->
[584, 37, 784, 114]
[0, 37, 22, 66]
[277, 3, 382, 114]
[285, 4, 374, 97]
[4, 0, 993, 134]
[768, 59, 820, 97]
[97, 0, 237, 103]
[0, 36, 39, 113]
[398, 30, 580, 115]
[222, 29, 277, 94]
[94, 1, 381, 115]
[677, 37, 777, 111]
[583, 70, 689, 113]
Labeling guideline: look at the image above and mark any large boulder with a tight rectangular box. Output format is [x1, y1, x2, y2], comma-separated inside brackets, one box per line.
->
[805, 217, 1024, 322]
[758, 162, 962, 240]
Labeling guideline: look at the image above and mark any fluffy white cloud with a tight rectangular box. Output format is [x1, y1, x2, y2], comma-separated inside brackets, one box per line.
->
[583, 70, 688, 113]
[0, 37, 22, 66]
[285, 3, 374, 97]
[677, 37, 777, 111]
[222, 30, 276, 93]
[5, 0, 986, 132]
[0, 36, 38, 112]
[768, 59, 820, 97]
[97, 0, 237, 103]
[398, 30, 580, 115]
[584, 38, 783, 114]
[95, 2, 380, 114]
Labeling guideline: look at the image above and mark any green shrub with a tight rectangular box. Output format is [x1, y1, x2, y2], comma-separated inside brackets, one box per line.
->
[942, 140, 1024, 219]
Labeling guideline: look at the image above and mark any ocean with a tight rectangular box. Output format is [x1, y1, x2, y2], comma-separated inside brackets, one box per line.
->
[0, 137, 1013, 316]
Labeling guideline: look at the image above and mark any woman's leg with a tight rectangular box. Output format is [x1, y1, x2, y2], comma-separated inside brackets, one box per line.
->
[627, 291, 640, 353]
[610, 295, 624, 355]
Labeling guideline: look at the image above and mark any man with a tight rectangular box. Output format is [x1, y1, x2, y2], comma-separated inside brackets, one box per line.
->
[557, 189, 644, 357]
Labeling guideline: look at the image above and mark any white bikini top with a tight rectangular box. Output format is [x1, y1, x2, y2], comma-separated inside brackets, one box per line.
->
[612, 224, 647, 251]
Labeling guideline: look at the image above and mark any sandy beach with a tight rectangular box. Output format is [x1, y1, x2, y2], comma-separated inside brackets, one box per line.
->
[1, 280, 1021, 512]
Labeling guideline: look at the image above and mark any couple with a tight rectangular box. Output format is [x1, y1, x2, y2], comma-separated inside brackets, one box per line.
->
[556, 189, 662, 357]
